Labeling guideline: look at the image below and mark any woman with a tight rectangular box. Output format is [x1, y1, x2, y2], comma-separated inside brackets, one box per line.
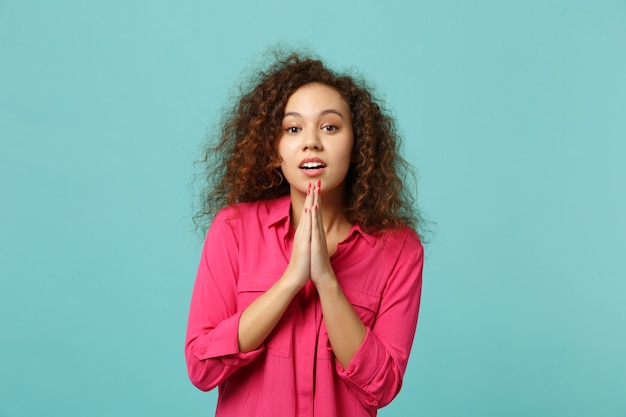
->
[186, 51, 424, 417]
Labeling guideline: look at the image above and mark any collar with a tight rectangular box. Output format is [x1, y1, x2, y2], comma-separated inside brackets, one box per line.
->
[267, 195, 292, 228]
[266, 195, 376, 247]
[345, 223, 376, 247]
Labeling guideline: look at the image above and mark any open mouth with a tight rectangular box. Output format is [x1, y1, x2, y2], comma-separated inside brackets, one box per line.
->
[299, 162, 327, 170]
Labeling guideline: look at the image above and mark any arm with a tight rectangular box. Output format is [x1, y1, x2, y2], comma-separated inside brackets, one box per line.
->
[237, 275, 301, 353]
[186, 191, 315, 391]
[308, 182, 367, 368]
[309, 181, 424, 408]
[238, 183, 315, 352]
[185, 209, 262, 391]
[316, 279, 367, 368]
[336, 233, 423, 408]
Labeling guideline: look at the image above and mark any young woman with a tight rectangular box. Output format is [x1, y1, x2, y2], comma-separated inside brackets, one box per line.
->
[186, 51, 424, 417]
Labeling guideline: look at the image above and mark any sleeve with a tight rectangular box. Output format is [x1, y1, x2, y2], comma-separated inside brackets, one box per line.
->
[336, 230, 424, 408]
[185, 208, 265, 392]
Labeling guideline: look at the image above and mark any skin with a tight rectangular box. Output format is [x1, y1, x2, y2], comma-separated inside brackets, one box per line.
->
[278, 83, 354, 223]
[237, 83, 367, 369]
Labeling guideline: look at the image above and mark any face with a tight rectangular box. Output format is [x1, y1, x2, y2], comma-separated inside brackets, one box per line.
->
[277, 83, 354, 198]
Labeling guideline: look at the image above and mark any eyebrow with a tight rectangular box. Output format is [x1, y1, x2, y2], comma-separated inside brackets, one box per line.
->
[283, 109, 345, 120]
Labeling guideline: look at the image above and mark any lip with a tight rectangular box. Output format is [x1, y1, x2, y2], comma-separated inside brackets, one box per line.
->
[298, 157, 327, 177]
[298, 157, 327, 168]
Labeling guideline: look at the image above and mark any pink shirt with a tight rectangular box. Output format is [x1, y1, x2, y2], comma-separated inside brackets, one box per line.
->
[185, 196, 423, 417]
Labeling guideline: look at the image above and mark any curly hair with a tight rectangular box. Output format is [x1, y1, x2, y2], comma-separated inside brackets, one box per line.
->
[194, 50, 422, 235]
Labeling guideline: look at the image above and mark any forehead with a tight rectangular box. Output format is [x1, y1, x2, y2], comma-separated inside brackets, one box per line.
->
[284, 83, 350, 115]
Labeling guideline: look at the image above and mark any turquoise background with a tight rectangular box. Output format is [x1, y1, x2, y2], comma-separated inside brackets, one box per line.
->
[1, 1, 625, 416]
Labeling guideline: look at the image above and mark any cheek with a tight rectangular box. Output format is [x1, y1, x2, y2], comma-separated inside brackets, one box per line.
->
[276, 138, 293, 161]
[340, 137, 355, 163]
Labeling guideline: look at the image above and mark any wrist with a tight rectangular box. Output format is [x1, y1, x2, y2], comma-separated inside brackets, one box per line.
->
[313, 273, 339, 294]
[278, 268, 307, 296]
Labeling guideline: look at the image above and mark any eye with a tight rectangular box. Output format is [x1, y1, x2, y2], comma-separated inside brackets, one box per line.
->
[322, 125, 338, 132]
[285, 126, 301, 134]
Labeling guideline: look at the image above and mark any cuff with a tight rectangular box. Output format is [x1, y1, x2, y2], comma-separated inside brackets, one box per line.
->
[192, 311, 265, 365]
[336, 327, 386, 388]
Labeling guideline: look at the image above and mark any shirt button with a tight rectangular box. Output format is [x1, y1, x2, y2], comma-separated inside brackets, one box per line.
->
[198, 348, 206, 355]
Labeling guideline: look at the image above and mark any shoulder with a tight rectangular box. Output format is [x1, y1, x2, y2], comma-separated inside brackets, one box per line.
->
[212, 197, 289, 228]
[377, 227, 424, 291]
[378, 226, 423, 255]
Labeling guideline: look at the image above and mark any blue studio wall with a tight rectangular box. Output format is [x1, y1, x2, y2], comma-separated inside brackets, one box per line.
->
[1, 1, 625, 416]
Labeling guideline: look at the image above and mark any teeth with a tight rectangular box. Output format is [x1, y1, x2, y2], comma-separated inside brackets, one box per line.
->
[301, 162, 324, 169]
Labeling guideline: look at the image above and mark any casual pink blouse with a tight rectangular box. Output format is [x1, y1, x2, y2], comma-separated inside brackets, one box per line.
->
[185, 196, 423, 417]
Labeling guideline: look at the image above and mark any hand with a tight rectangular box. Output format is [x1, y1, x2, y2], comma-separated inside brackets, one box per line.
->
[310, 181, 336, 286]
[284, 182, 315, 290]
[284, 181, 336, 290]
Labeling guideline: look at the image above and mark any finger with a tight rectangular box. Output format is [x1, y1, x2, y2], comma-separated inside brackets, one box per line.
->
[311, 181, 327, 248]
[302, 182, 314, 234]
[315, 181, 323, 232]
[298, 182, 312, 225]
[315, 180, 322, 221]
[311, 181, 320, 231]
[311, 192, 319, 238]
[305, 181, 315, 210]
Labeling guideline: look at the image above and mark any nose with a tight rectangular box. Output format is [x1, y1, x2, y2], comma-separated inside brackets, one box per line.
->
[302, 128, 322, 151]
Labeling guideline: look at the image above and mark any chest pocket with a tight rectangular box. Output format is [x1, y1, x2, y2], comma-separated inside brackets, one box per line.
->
[237, 274, 292, 358]
[343, 286, 380, 325]
[317, 286, 380, 360]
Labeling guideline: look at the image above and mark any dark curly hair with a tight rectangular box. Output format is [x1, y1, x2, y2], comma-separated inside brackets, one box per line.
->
[194, 49, 423, 235]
